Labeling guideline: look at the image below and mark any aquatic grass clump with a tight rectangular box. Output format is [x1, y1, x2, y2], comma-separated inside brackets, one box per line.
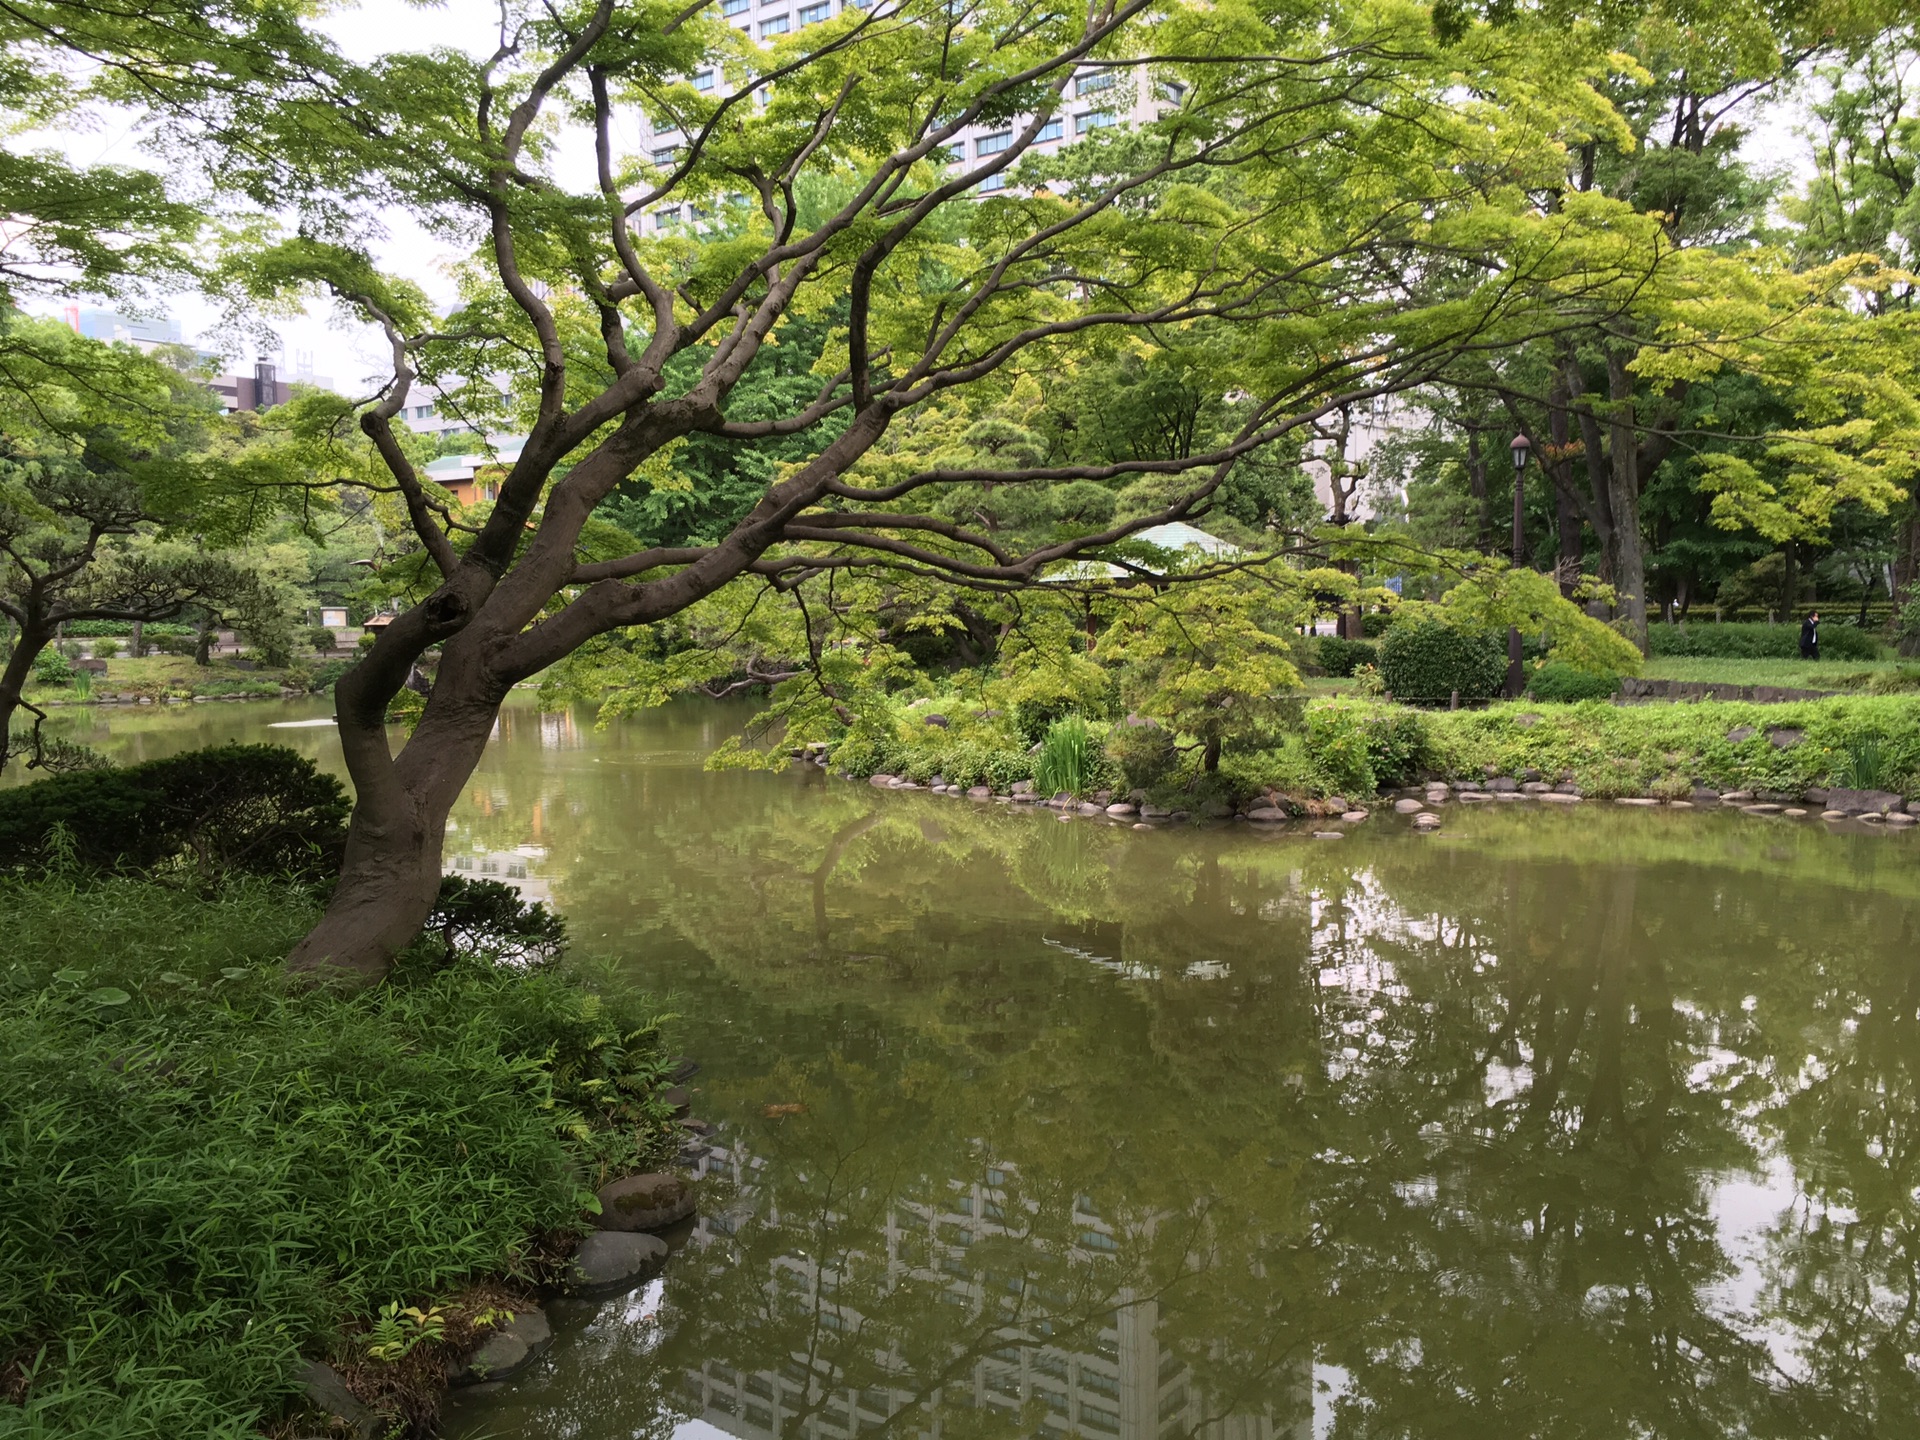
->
[1838, 732, 1892, 789]
[1034, 715, 1094, 795]
[0, 875, 672, 1439]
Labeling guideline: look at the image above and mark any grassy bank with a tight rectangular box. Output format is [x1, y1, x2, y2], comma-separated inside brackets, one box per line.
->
[0, 876, 675, 1439]
[22, 654, 350, 707]
[1417, 694, 1920, 798]
[816, 691, 1920, 805]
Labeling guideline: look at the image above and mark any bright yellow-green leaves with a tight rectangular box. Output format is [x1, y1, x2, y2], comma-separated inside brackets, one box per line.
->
[1634, 250, 1920, 543]
[1408, 565, 1646, 676]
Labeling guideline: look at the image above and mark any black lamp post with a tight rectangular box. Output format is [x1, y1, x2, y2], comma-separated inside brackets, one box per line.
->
[1505, 434, 1532, 697]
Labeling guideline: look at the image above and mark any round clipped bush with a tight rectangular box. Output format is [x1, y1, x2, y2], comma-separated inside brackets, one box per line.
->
[1377, 620, 1506, 704]
[1106, 717, 1178, 790]
[1526, 662, 1620, 703]
[0, 744, 348, 880]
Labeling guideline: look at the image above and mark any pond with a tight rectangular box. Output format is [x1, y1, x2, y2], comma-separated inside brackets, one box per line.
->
[44, 696, 1920, 1439]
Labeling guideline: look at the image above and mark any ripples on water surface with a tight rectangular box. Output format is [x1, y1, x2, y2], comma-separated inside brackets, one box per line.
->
[45, 696, 1920, 1440]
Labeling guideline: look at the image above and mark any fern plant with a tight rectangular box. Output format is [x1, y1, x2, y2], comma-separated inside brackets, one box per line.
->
[362, 1302, 448, 1362]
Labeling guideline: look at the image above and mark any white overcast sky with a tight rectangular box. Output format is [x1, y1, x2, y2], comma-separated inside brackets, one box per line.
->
[25, 0, 1821, 393]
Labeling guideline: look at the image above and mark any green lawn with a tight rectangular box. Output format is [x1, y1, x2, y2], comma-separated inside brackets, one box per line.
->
[1642, 656, 1917, 690]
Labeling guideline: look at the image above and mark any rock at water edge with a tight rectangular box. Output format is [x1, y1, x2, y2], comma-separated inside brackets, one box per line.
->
[451, 1309, 553, 1386]
[561, 1231, 669, 1299]
[595, 1172, 696, 1231]
[299, 1362, 382, 1439]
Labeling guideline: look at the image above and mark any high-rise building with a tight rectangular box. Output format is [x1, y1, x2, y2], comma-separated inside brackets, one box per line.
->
[640, 4, 1172, 233]
[63, 306, 185, 349]
[676, 1141, 1312, 1440]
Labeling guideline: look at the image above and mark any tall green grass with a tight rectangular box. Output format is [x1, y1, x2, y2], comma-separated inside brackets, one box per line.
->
[0, 876, 671, 1439]
[1034, 716, 1093, 795]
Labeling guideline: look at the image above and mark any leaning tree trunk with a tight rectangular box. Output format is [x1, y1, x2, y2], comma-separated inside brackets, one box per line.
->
[0, 617, 53, 772]
[285, 631, 507, 983]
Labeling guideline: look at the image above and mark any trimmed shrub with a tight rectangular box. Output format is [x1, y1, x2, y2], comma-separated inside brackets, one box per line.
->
[1106, 718, 1178, 790]
[426, 876, 568, 967]
[1315, 636, 1378, 678]
[308, 626, 339, 653]
[30, 649, 74, 685]
[1378, 620, 1506, 704]
[1360, 611, 1393, 638]
[1649, 621, 1885, 661]
[310, 657, 354, 693]
[0, 744, 348, 881]
[61, 621, 194, 638]
[1363, 706, 1429, 788]
[1527, 662, 1621, 703]
[1302, 703, 1429, 794]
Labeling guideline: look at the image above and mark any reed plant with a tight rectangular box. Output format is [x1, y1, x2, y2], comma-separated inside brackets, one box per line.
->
[1034, 715, 1093, 795]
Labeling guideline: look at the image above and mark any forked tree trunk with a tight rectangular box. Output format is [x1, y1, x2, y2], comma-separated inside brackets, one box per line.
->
[285, 639, 506, 983]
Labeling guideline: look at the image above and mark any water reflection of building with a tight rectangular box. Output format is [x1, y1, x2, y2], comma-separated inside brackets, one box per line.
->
[677, 1145, 1309, 1440]
[444, 844, 552, 904]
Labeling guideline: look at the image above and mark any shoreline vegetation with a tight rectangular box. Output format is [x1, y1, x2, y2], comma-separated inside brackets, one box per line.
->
[794, 692, 1920, 822]
[0, 756, 702, 1440]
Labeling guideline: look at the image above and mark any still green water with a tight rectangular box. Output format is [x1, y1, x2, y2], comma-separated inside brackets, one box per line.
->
[46, 697, 1920, 1439]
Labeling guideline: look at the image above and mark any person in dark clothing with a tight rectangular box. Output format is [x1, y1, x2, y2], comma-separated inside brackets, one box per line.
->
[1800, 612, 1820, 659]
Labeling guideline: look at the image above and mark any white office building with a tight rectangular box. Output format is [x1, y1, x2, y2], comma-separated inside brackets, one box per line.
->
[642, 3, 1174, 232]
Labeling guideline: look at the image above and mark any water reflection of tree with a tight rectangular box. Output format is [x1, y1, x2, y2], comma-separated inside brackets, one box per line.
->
[446, 726, 1920, 1439]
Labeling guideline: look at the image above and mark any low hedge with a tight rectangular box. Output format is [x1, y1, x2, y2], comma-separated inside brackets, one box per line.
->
[0, 744, 348, 881]
[1378, 620, 1507, 704]
[1526, 662, 1621, 703]
[1650, 621, 1886, 662]
[1315, 636, 1378, 678]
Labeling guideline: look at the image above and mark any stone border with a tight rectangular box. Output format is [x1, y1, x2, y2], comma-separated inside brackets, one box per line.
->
[813, 759, 1918, 837]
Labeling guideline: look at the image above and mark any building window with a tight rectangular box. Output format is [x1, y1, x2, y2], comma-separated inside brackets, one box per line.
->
[1156, 79, 1187, 104]
[1036, 117, 1062, 142]
[760, 13, 788, 33]
[798, 1, 829, 21]
[653, 146, 678, 165]
[979, 173, 1006, 192]
[1076, 110, 1116, 133]
[975, 130, 1012, 156]
[1075, 72, 1114, 95]
[947, 141, 967, 164]
[722, 0, 750, 12]
[693, 70, 716, 90]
